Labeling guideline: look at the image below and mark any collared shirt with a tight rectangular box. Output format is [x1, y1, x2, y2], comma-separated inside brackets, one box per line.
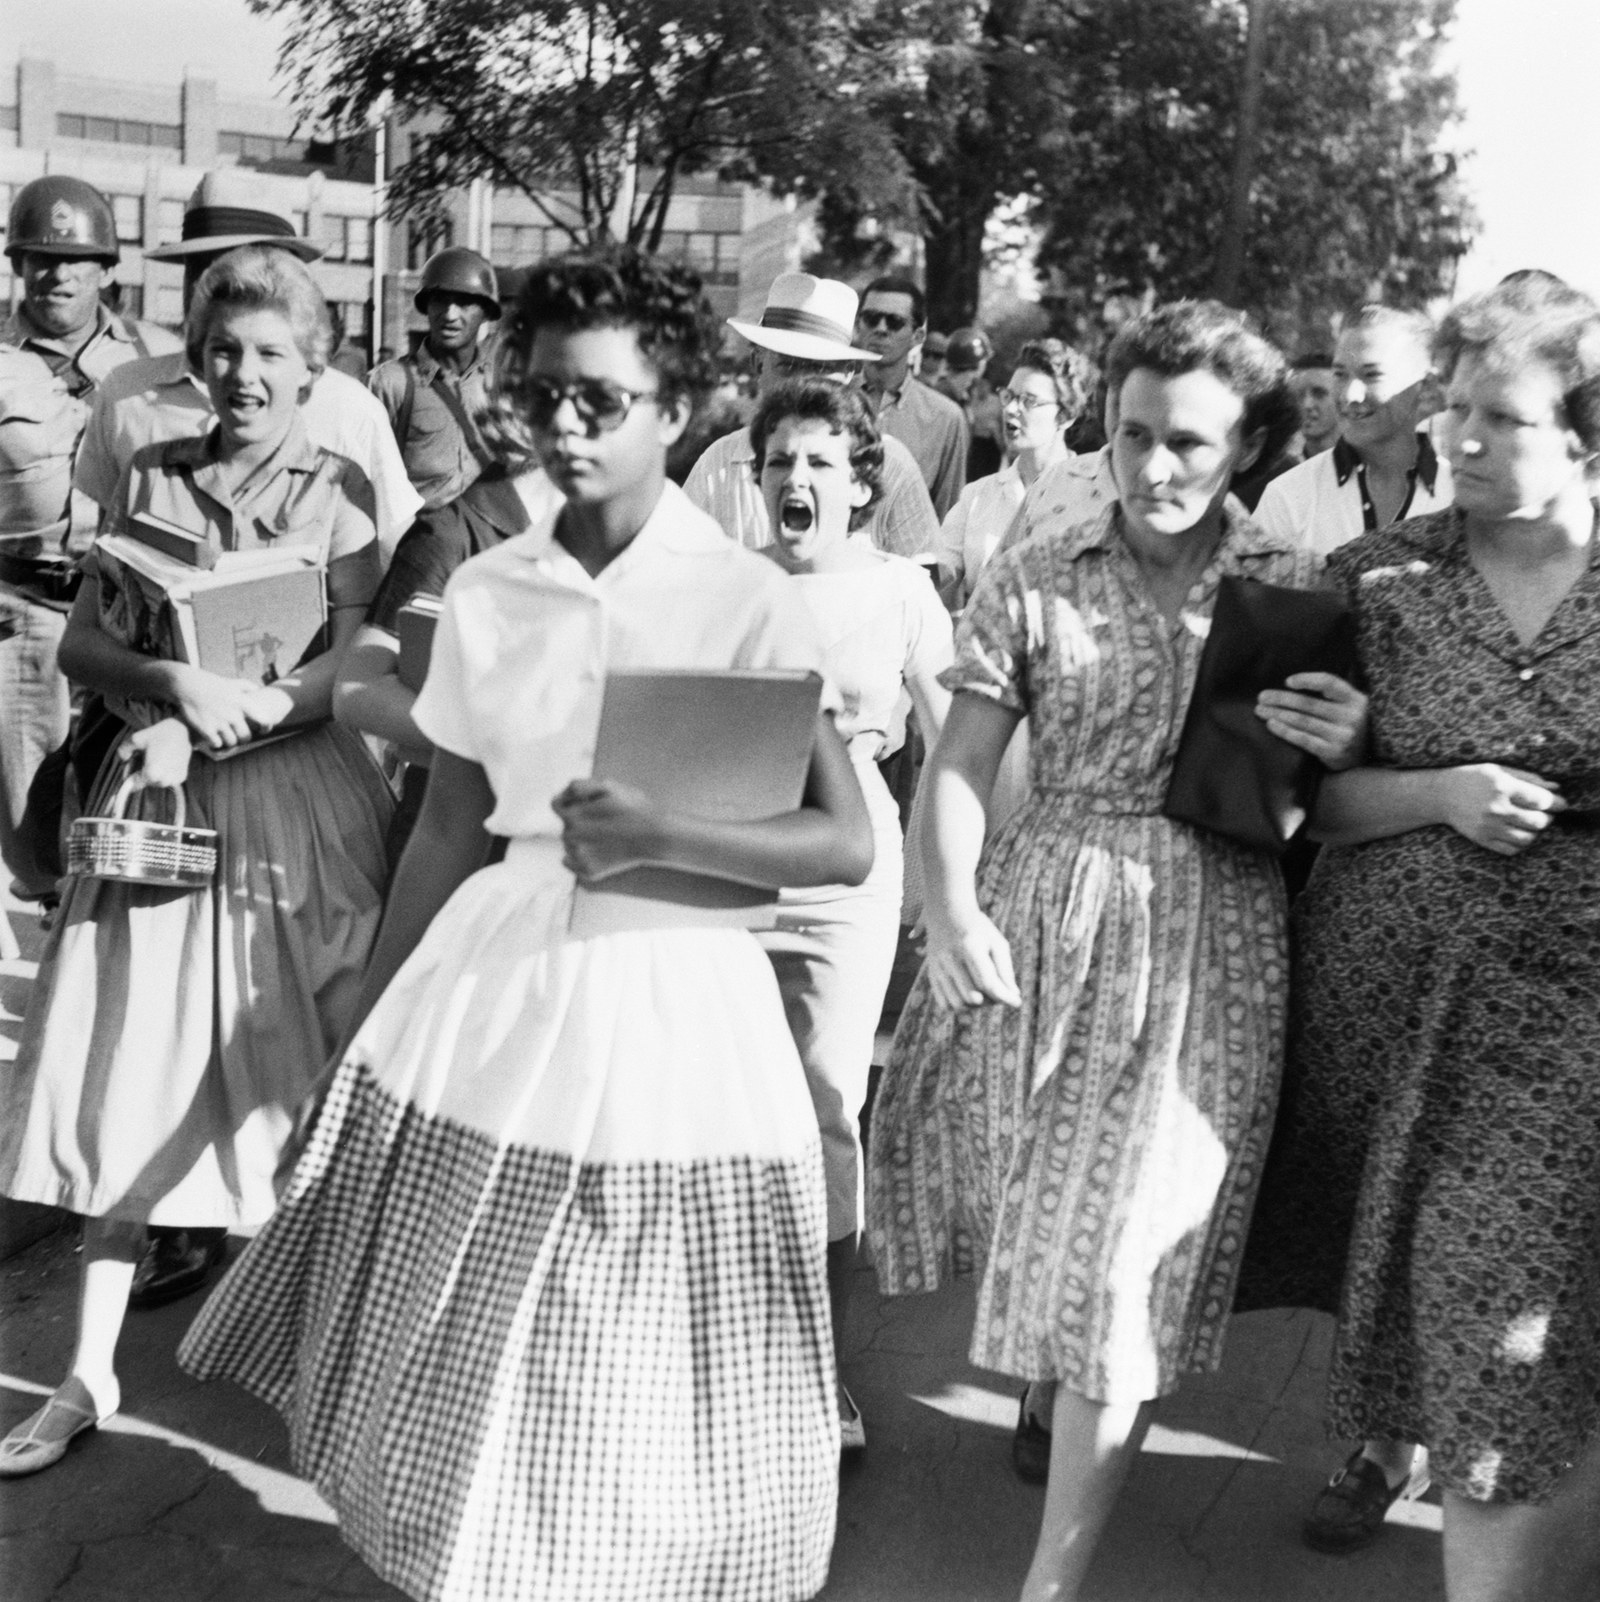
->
[1254, 431, 1452, 557]
[367, 343, 492, 511]
[995, 447, 1119, 560]
[413, 479, 833, 840]
[863, 375, 968, 519]
[85, 414, 382, 677]
[683, 425, 941, 559]
[0, 303, 181, 544]
[75, 352, 422, 560]
[936, 459, 1025, 603]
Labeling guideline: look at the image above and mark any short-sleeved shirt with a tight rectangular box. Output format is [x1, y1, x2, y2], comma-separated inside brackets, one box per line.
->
[413, 479, 835, 840]
[995, 447, 1117, 559]
[780, 545, 953, 766]
[864, 376, 968, 520]
[366, 343, 493, 511]
[936, 460, 1025, 601]
[1254, 433, 1453, 556]
[86, 415, 381, 691]
[367, 466, 562, 633]
[683, 425, 941, 559]
[76, 352, 422, 558]
[0, 304, 181, 550]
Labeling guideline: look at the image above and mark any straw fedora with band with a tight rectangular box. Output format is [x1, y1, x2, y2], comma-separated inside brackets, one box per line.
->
[727, 273, 879, 364]
[145, 171, 324, 263]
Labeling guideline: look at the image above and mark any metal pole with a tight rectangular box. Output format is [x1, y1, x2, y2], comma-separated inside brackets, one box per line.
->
[370, 108, 389, 358]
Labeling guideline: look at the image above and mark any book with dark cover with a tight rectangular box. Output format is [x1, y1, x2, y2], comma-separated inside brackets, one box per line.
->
[127, 511, 217, 570]
[568, 669, 822, 938]
[396, 592, 444, 691]
[1162, 576, 1360, 853]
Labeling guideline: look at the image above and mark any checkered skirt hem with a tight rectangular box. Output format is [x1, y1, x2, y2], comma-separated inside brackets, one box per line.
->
[180, 1063, 837, 1602]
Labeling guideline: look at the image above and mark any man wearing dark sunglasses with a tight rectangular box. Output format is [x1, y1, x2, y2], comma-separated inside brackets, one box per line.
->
[854, 277, 968, 520]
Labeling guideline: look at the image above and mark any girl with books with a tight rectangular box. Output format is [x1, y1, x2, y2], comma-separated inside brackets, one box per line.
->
[750, 379, 953, 1450]
[179, 252, 873, 1602]
[0, 246, 393, 1477]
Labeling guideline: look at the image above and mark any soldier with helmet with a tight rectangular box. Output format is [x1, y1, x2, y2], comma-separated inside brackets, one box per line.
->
[937, 326, 1006, 481]
[0, 175, 181, 900]
[367, 245, 501, 509]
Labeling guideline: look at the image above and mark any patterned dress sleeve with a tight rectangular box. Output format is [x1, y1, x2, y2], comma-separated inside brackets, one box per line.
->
[940, 546, 1031, 713]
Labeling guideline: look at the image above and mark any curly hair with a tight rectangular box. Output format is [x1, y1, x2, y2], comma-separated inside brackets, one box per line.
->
[1105, 300, 1295, 466]
[1013, 338, 1093, 424]
[493, 247, 721, 421]
[1436, 277, 1600, 452]
[748, 380, 885, 532]
[185, 244, 331, 377]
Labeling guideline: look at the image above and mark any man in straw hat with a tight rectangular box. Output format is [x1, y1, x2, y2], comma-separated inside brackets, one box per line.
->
[684, 272, 939, 557]
[75, 170, 420, 563]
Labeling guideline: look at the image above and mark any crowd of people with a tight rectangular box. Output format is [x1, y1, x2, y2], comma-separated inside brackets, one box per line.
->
[0, 163, 1596, 1602]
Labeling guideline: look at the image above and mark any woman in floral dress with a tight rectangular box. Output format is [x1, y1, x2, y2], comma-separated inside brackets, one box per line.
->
[866, 300, 1367, 1602]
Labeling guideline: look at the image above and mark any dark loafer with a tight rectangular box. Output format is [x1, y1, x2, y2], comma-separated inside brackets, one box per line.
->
[1302, 1449, 1429, 1554]
[1012, 1393, 1052, 1485]
[127, 1229, 228, 1311]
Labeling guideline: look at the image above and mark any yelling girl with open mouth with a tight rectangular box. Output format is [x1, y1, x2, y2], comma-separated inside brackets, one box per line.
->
[751, 379, 953, 1452]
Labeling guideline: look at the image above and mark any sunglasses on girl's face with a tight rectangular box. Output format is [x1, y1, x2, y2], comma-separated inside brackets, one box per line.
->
[522, 377, 658, 433]
[858, 310, 912, 334]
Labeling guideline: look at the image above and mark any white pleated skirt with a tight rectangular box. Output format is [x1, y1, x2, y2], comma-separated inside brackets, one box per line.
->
[181, 839, 837, 1602]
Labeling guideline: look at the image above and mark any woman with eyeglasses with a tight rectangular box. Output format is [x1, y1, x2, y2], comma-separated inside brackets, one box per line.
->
[180, 251, 873, 1602]
[935, 339, 1091, 609]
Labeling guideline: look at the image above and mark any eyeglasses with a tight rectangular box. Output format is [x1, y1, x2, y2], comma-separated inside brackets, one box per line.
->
[858, 310, 912, 334]
[998, 388, 1060, 413]
[521, 377, 658, 433]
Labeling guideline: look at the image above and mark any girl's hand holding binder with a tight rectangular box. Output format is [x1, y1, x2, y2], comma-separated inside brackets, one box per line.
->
[168, 663, 263, 750]
[553, 777, 665, 884]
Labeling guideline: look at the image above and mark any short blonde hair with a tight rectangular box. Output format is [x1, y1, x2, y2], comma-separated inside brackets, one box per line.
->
[185, 244, 332, 376]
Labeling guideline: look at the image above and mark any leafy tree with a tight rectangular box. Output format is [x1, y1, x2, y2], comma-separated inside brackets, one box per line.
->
[810, 0, 1474, 342]
[250, 0, 912, 249]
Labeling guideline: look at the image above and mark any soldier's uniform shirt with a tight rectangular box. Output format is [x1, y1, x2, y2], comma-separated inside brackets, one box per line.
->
[367, 343, 493, 511]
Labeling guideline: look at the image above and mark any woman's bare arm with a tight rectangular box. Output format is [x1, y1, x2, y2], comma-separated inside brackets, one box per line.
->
[332, 624, 431, 759]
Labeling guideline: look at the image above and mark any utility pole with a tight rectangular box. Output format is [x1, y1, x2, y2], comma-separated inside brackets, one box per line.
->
[1212, 0, 1271, 305]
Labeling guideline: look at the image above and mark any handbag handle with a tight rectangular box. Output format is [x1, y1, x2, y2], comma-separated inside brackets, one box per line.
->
[108, 776, 186, 833]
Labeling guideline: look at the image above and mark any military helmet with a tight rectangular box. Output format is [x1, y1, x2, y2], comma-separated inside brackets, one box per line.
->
[6, 175, 119, 265]
[944, 327, 994, 373]
[414, 247, 501, 318]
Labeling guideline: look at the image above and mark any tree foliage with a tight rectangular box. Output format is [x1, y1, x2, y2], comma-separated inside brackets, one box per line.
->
[249, 0, 912, 248]
[811, 0, 1475, 341]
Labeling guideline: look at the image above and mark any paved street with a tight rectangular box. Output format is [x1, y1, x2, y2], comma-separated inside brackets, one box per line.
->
[1, 891, 1446, 1601]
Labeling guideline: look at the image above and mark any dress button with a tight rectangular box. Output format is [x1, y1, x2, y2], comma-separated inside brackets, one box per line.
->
[1518, 667, 1536, 682]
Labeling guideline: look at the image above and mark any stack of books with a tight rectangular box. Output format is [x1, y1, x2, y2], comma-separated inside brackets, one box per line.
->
[95, 511, 327, 687]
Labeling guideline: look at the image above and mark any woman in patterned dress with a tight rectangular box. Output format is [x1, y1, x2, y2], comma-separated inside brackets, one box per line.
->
[179, 251, 873, 1602]
[1267, 279, 1600, 1599]
[750, 379, 953, 1450]
[0, 246, 392, 1476]
[865, 301, 1369, 1602]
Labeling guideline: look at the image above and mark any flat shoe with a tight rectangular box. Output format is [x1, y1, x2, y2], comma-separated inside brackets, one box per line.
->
[1012, 1392, 1052, 1485]
[128, 1229, 228, 1311]
[839, 1387, 866, 1454]
[1302, 1448, 1431, 1554]
[0, 1377, 107, 1478]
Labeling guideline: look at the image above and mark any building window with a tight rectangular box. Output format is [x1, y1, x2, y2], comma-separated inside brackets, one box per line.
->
[219, 130, 309, 167]
[407, 219, 454, 271]
[0, 107, 19, 132]
[321, 215, 374, 265]
[652, 229, 739, 287]
[153, 284, 185, 328]
[112, 195, 144, 245]
[490, 223, 556, 268]
[157, 198, 187, 245]
[56, 114, 180, 148]
[114, 284, 145, 319]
